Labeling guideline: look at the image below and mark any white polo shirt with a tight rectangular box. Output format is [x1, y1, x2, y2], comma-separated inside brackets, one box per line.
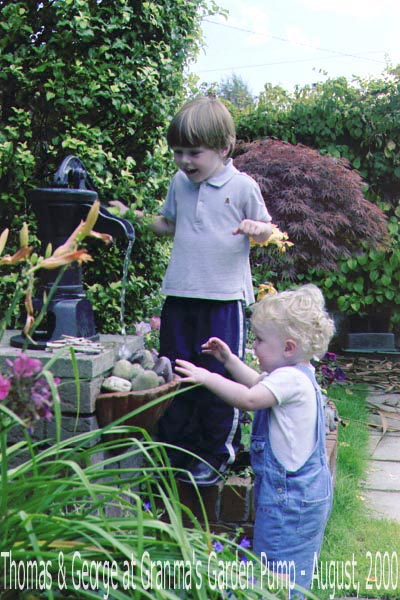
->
[160, 159, 271, 305]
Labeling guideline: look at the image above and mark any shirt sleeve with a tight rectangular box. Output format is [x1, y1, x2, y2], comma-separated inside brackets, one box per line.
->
[258, 367, 312, 406]
[242, 177, 272, 223]
[160, 177, 177, 223]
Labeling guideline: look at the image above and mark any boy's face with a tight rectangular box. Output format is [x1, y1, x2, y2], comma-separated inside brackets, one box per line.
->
[172, 145, 229, 183]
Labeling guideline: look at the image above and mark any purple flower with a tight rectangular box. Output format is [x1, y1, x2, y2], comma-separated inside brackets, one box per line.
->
[1, 353, 58, 430]
[239, 536, 251, 549]
[321, 365, 335, 381]
[213, 540, 224, 553]
[324, 352, 337, 361]
[0, 375, 11, 400]
[149, 316, 161, 331]
[143, 500, 152, 512]
[334, 367, 346, 381]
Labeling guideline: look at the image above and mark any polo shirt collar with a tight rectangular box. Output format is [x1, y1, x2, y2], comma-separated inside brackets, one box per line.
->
[205, 158, 237, 188]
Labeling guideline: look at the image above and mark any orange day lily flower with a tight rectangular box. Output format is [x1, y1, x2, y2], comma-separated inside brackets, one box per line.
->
[250, 224, 294, 252]
[52, 200, 112, 258]
[0, 223, 32, 264]
[30, 249, 93, 272]
[0, 228, 9, 255]
[0, 246, 32, 265]
[257, 282, 278, 301]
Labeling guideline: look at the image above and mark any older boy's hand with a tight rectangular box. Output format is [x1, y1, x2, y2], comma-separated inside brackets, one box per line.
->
[233, 219, 271, 240]
[175, 359, 210, 385]
[108, 200, 130, 216]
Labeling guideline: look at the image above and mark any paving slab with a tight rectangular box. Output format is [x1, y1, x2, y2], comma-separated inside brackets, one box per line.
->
[362, 413, 400, 522]
[362, 490, 400, 521]
[364, 460, 400, 491]
[368, 432, 400, 460]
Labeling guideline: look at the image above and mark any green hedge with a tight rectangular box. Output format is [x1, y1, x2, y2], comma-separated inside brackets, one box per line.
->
[0, 0, 217, 332]
[234, 74, 400, 335]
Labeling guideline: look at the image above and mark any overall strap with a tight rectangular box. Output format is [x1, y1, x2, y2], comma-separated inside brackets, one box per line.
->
[294, 363, 319, 391]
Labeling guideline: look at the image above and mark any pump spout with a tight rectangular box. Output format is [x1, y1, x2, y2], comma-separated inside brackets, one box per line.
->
[91, 204, 135, 242]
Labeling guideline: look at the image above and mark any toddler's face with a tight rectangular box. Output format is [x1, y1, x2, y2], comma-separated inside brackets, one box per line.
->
[172, 145, 229, 183]
[252, 324, 289, 373]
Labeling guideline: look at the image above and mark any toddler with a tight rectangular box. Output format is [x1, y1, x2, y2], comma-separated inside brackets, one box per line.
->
[175, 284, 335, 599]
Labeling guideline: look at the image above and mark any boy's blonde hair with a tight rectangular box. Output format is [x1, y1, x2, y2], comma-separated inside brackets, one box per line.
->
[251, 284, 335, 360]
[167, 96, 236, 155]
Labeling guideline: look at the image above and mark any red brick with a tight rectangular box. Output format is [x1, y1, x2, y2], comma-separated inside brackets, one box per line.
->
[177, 479, 222, 524]
[220, 476, 252, 523]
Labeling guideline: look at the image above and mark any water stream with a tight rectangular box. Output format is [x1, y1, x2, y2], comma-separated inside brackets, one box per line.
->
[118, 237, 135, 359]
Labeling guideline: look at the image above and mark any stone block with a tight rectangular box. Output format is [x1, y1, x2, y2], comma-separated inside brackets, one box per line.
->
[0, 345, 115, 379]
[346, 333, 396, 351]
[99, 334, 144, 362]
[59, 376, 103, 414]
[0, 332, 144, 379]
[45, 414, 100, 442]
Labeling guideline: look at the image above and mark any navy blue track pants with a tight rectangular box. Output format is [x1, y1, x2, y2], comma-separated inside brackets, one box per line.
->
[157, 297, 246, 466]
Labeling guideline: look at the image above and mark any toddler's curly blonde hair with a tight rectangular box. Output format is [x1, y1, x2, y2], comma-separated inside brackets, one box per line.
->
[251, 284, 335, 360]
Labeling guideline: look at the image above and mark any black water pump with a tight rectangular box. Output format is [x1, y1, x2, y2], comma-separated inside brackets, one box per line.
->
[11, 156, 135, 349]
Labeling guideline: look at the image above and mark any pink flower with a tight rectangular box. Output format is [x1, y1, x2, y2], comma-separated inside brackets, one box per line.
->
[135, 321, 152, 336]
[149, 316, 161, 331]
[0, 375, 11, 400]
[7, 353, 42, 378]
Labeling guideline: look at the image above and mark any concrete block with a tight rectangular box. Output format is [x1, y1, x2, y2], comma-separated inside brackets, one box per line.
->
[58, 376, 103, 414]
[364, 460, 400, 491]
[0, 332, 144, 378]
[362, 490, 400, 521]
[347, 333, 396, 351]
[0, 345, 115, 379]
[45, 414, 100, 441]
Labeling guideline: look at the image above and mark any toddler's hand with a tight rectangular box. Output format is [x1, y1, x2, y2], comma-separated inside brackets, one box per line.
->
[175, 359, 210, 385]
[201, 337, 232, 364]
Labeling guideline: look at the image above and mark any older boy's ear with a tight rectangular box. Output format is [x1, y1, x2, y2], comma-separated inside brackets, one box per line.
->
[284, 339, 297, 355]
[220, 145, 231, 158]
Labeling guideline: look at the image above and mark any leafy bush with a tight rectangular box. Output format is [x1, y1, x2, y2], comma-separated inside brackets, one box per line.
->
[234, 74, 400, 332]
[0, 0, 216, 333]
[236, 73, 400, 206]
[304, 205, 400, 336]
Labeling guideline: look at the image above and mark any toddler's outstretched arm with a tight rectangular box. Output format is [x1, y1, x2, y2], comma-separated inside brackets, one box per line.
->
[201, 337, 261, 388]
[175, 357, 276, 411]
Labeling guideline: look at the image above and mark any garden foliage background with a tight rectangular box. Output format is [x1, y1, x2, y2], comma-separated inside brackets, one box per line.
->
[1, 0, 400, 340]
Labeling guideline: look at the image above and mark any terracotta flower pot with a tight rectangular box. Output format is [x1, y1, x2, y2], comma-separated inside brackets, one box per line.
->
[96, 376, 180, 440]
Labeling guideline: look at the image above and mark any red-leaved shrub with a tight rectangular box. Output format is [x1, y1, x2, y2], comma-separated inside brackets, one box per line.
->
[234, 139, 388, 279]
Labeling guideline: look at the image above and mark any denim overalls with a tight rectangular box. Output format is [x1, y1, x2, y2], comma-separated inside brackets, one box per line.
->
[250, 365, 333, 600]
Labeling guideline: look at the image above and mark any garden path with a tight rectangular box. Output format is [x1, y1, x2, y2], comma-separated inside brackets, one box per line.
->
[361, 391, 400, 523]
[334, 355, 400, 523]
